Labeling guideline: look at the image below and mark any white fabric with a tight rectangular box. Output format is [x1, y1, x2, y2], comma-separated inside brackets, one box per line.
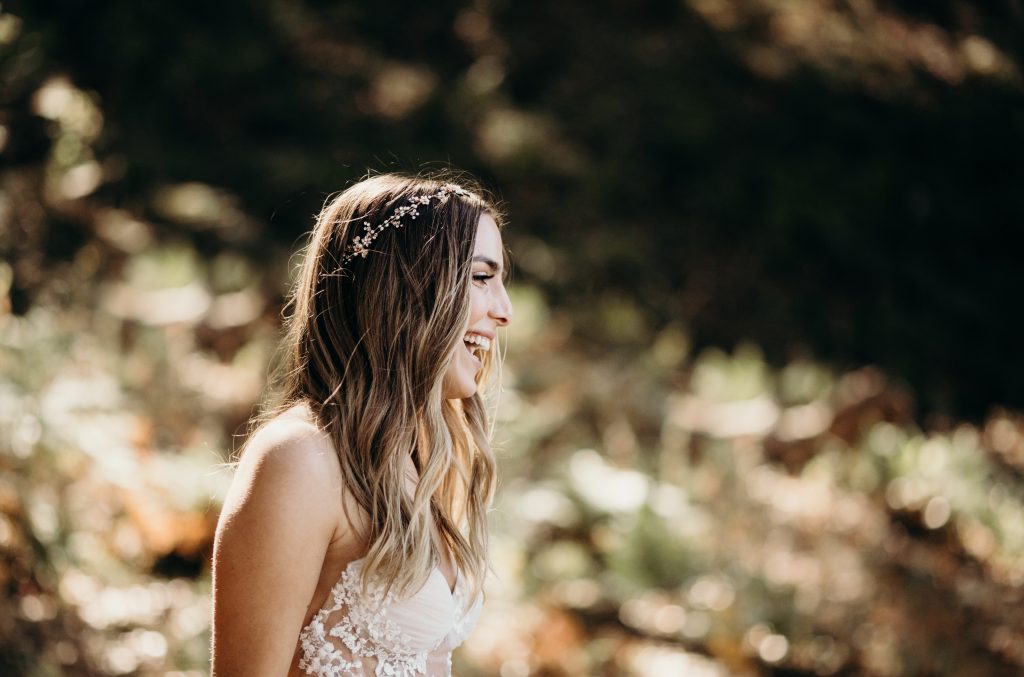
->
[297, 556, 482, 676]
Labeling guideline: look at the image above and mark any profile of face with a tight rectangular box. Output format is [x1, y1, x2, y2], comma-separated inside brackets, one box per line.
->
[442, 213, 513, 399]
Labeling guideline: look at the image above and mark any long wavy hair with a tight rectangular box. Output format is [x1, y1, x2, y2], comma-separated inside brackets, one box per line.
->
[264, 172, 502, 603]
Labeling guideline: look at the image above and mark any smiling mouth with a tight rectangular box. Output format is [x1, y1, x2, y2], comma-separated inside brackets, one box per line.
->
[463, 333, 491, 361]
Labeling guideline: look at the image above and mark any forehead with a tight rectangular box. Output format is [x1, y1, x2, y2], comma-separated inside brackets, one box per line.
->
[474, 213, 503, 260]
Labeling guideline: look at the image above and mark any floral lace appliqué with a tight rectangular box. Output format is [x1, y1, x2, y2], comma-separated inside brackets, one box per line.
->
[297, 558, 479, 677]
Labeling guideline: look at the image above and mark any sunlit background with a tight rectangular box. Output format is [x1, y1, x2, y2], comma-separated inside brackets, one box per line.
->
[1, 1, 1023, 675]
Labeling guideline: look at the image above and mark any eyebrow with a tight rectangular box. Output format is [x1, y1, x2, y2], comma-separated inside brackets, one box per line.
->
[472, 255, 503, 273]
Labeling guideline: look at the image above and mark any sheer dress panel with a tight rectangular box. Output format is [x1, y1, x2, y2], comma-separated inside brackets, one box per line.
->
[297, 558, 482, 677]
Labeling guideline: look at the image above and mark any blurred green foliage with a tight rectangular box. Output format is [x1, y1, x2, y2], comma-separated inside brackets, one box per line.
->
[2, 0, 1024, 675]
[3, 0, 1023, 417]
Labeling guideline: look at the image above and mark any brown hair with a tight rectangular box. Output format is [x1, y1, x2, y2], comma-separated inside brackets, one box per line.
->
[264, 172, 502, 603]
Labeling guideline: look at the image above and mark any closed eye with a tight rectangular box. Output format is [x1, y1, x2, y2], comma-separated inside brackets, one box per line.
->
[472, 273, 494, 287]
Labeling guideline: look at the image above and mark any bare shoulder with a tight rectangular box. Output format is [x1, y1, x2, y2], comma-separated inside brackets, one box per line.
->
[219, 407, 346, 542]
[212, 405, 348, 675]
[241, 407, 341, 490]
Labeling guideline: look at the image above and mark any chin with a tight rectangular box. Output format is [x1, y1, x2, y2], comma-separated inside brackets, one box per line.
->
[442, 349, 482, 399]
[442, 368, 478, 400]
[446, 381, 477, 400]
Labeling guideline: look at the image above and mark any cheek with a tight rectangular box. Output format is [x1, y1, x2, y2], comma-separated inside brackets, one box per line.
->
[468, 288, 488, 323]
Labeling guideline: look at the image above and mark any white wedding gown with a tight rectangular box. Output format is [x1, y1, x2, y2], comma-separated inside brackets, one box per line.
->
[297, 556, 482, 676]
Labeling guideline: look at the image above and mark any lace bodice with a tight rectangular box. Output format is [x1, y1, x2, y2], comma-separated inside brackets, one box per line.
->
[297, 557, 482, 677]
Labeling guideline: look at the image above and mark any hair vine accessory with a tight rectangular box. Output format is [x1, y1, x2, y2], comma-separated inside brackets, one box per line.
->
[342, 183, 472, 265]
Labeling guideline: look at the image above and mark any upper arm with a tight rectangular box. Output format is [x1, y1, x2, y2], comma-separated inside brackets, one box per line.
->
[211, 422, 342, 677]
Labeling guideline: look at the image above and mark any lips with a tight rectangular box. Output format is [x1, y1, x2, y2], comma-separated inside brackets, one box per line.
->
[463, 333, 492, 351]
[462, 332, 492, 367]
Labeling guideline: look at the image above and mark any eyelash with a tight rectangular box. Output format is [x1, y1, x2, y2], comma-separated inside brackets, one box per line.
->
[472, 273, 494, 287]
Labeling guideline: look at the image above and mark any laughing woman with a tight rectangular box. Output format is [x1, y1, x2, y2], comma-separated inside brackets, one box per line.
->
[211, 173, 513, 676]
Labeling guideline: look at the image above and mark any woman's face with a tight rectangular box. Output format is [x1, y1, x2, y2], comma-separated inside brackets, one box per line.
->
[443, 213, 513, 399]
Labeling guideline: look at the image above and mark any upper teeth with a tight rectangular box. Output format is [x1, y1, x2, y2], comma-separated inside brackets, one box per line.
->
[464, 334, 491, 351]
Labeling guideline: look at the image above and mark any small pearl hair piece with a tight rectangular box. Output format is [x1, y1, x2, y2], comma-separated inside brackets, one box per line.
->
[342, 183, 472, 265]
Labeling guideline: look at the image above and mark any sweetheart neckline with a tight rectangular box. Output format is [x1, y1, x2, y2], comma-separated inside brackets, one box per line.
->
[297, 551, 484, 677]
[340, 555, 460, 598]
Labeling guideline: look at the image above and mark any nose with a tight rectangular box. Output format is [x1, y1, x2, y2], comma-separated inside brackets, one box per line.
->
[490, 284, 513, 327]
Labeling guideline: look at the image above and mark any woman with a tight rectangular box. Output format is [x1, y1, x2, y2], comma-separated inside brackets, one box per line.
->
[211, 173, 513, 676]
